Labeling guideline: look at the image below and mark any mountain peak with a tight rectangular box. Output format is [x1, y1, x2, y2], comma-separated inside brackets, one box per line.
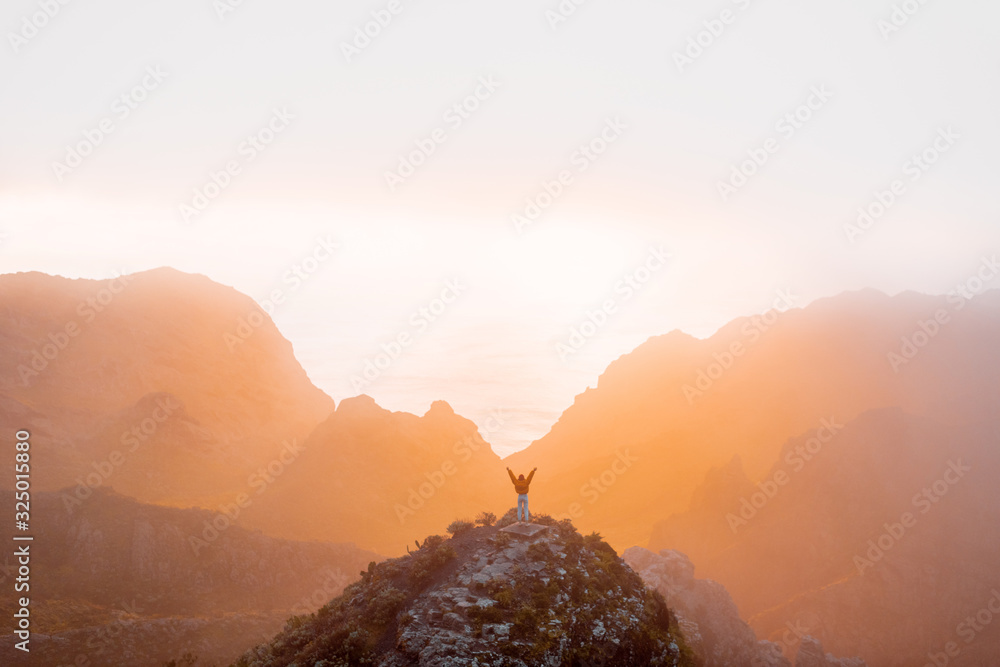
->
[336, 394, 386, 416]
[0, 267, 333, 503]
[236, 511, 697, 666]
[425, 399, 455, 417]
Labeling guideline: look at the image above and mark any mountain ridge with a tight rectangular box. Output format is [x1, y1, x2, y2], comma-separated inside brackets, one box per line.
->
[506, 287, 1000, 548]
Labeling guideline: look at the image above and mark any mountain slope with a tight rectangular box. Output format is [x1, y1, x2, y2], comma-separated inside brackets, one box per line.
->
[506, 289, 1000, 548]
[240, 395, 511, 555]
[0, 488, 378, 666]
[648, 408, 1000, 666]
[0, 269, 513, 556]
[0, 268, 333, 505]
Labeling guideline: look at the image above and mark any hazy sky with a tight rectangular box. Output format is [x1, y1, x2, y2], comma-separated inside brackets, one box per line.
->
[2, 0, 998, 454]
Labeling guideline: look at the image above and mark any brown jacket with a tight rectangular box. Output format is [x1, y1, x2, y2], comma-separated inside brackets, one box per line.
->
[508, 468, 534, 494]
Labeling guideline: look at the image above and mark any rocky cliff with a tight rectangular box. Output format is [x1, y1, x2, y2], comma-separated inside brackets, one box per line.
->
[625, 547, 791, 667]
[624, 547, 866, 667]
[235, 511, 698, 666]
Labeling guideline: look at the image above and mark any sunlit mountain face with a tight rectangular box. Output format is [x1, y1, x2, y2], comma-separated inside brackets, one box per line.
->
[3, 269, 999, 665]
[3, 1, 998, 665]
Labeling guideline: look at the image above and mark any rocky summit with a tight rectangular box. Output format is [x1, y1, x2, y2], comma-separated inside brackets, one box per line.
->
[234, 510, 698, 666]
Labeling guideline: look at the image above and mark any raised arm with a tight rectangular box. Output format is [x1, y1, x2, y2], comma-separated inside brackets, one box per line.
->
[525, 468, 535, 484]
[507, 467, 517, 484]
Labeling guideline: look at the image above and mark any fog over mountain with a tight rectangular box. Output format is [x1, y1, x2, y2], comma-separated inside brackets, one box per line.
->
[507, 287, 1000, 548]
[2, 269, 999, 665]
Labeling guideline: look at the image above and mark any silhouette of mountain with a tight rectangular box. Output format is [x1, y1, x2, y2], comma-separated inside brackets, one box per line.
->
[0, 269, 510, 555]
[239, 395, 510, 555]
[0, 488, 377, 666]
[506, 289, 1000, 548]
[649, 408, 1000, 666]
[0, 268, 333, 505]
[6, 270, 1000, 666]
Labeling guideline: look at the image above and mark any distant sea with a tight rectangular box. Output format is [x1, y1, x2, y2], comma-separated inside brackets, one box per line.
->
[281, 313, 659, 459]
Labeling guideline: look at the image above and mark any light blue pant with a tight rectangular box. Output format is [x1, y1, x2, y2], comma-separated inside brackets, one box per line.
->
[517, 493, 530, 521]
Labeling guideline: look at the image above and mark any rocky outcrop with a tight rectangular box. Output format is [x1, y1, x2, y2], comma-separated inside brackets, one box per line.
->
[625, 548, 868, 667]
[235, 512, 698, 666]
[625, 547, 790, 667]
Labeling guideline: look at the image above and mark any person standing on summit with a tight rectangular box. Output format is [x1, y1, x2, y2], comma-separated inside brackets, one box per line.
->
[507, 466, 536, 523]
